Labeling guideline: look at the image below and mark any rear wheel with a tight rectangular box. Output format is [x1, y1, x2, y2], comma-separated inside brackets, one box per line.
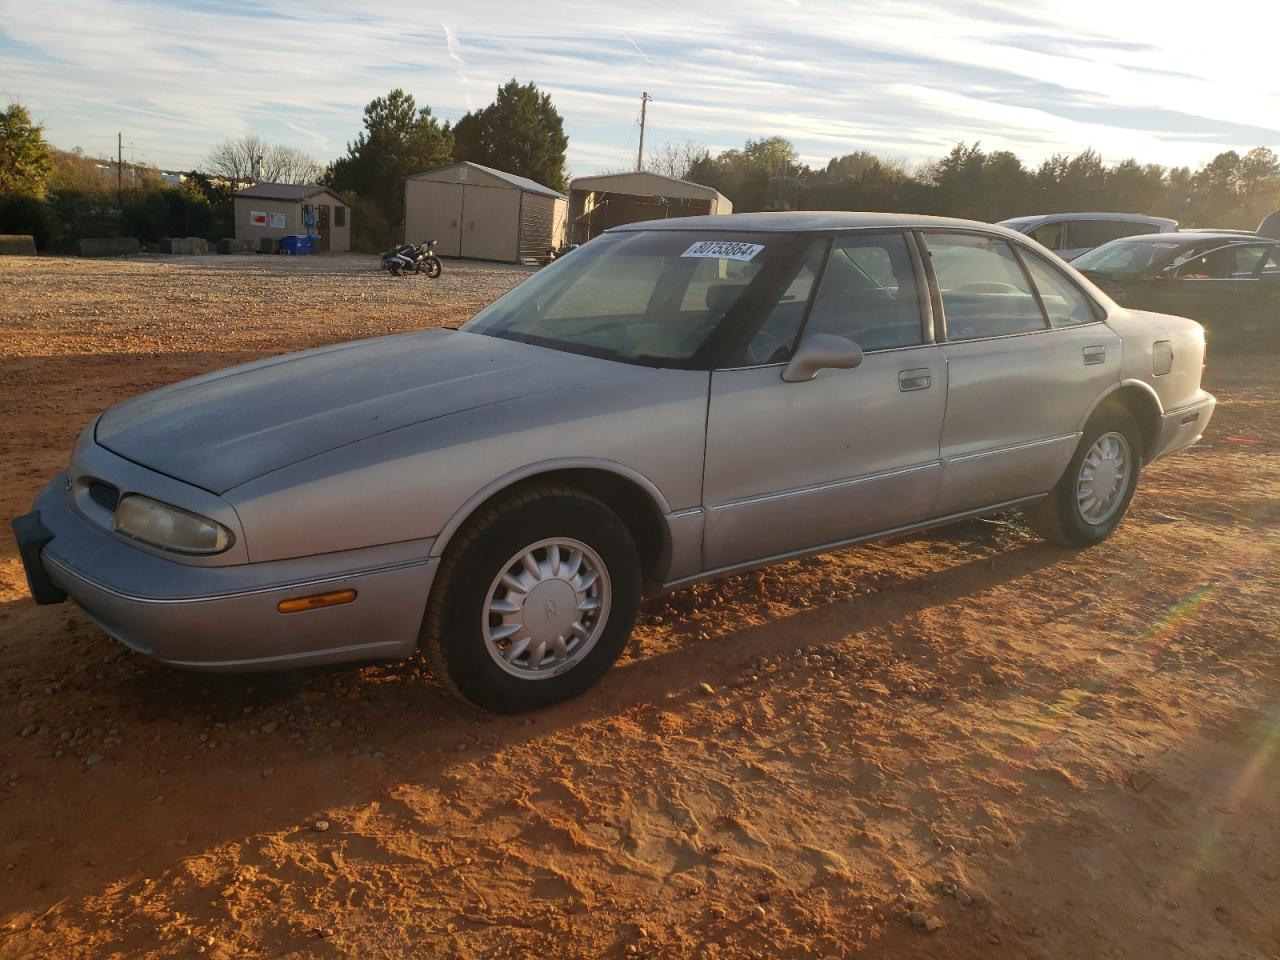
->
[1024, 407, 1141, 547]
[421, 485, 642, 712]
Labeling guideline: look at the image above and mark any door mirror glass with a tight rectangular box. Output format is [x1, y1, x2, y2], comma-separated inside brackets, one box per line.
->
[782, 333, 863, 382]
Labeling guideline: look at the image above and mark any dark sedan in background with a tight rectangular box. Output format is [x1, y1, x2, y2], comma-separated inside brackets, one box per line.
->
[1071, 231, 1280, 344]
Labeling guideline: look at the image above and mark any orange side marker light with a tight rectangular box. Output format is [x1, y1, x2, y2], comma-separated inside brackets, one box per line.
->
[277, 589, 357, 614]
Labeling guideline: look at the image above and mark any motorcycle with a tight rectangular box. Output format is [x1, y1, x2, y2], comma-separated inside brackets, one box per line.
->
[541, 242, 579, 266]
[382, 240, 443, 278]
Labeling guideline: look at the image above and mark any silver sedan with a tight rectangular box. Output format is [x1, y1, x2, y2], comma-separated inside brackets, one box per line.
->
[13, 213, 1215, 711]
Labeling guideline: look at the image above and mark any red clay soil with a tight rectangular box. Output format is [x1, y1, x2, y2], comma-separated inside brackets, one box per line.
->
[1, 255, 1277, 959]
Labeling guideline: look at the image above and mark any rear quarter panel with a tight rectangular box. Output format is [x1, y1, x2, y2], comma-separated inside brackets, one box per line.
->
[1105, 308, 1208, 411]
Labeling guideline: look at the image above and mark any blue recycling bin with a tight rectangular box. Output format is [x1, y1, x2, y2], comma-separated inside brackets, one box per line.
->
[279, 235, 312, 255]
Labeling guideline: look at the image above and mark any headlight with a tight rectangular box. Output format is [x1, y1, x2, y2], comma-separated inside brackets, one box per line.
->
[113, 495, 233, 555]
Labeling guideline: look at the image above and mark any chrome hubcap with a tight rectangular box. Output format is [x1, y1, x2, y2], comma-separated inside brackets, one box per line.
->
[482, 538, 610, 679]
[1076, 431, 1131, 525]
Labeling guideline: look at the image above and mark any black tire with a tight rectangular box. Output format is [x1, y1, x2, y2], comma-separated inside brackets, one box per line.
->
[423, 255, 442, 279]
[421, 485, 642, 712]
[1024, 406, 1142, 547]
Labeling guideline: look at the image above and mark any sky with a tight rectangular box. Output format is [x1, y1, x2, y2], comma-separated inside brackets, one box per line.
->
[2, 0, 1279, 180]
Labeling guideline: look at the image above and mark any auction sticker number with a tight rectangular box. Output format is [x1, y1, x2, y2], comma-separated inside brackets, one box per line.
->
[681, 240, 765, 262]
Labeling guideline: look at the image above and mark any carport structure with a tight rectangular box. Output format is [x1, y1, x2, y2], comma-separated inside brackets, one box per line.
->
[567, 172, 732, 243]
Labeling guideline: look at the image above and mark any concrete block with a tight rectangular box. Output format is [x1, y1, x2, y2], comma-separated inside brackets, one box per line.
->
[0, 235, 37, 256]
[78, 237, 141, 258]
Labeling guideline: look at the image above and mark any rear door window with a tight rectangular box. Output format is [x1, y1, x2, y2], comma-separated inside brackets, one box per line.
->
[924, 233, 1046, 340]
[1019, 250, 1099, 327]
[1067, 219, 1162, 249]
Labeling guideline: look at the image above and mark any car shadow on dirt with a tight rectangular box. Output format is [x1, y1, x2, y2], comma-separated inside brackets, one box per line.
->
[1, 530, 1067, 915]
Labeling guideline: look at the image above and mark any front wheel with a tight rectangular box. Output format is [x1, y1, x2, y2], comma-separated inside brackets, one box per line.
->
[1024, 407, 1141, 547]
[420, 255, 442, 279]
[421, 485, 642, 712]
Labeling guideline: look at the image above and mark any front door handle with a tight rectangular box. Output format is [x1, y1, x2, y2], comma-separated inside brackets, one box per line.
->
[1083, 345, 1107, 365]
[898, 368, 932, 391]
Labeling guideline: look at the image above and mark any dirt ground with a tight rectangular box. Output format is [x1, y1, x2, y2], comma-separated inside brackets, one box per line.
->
[0, 253, 1277, 960]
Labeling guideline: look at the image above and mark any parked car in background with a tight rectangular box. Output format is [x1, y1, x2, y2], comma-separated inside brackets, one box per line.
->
[1072, 231, 1280, 344]
[14, 213, 1215, 712]
[999, 213, 1179, 261]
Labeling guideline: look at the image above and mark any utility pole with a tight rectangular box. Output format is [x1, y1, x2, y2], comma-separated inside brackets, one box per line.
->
[636, 92, 652, 173]
[117, 132, 123, 208]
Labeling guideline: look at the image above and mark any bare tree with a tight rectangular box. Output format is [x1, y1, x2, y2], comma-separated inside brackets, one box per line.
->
[205, 135, 322, 185]
[263, 144, 324, 184]
[645, 140, 711, 181]
[206, 135, 267, 184]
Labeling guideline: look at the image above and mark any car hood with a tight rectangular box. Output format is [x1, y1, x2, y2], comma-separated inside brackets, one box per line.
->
[95, 329, 624, 493]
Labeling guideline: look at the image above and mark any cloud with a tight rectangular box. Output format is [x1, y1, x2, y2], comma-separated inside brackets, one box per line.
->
[0, 0, 1275, 176]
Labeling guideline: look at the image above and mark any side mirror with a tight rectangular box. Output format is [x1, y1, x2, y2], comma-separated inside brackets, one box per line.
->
[782, 333, 863, 382]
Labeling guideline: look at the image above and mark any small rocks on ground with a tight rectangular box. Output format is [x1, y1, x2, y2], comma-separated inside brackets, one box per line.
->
[699, 682, 716, 696]
[85, 753, 104, 767]
[313, 820, 330, 832]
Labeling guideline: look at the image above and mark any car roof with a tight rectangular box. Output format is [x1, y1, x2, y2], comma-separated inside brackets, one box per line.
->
[1178, 227, 1255, 235]
[997, 212, 1178, 227]
[608, 210, 1028, 237]
[1104, 230, 1272, 246]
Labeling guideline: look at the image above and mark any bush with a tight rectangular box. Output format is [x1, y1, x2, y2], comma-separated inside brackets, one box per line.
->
[122, 188, 221, 244]
[0, 195, 50, 249]
[44, 190, 120, 253]
[338, 191, 394, 253]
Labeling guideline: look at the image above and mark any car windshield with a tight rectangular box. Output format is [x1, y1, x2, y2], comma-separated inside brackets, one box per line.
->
[1072, 238, 1189, 275]
[463, 230, 791, 366]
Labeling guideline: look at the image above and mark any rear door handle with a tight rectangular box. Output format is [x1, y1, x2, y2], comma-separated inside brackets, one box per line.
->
[1083, 345, 1107, 365]
[898, 368, 932, 391]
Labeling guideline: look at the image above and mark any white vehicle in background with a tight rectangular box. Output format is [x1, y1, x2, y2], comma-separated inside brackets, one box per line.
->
[999, 213, 1179, 261]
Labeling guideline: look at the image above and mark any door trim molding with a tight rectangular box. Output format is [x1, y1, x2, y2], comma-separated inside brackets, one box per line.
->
[708, 459, 941, 512]
[660, 493, 1045, 592]
[944, 432, 1079, 465]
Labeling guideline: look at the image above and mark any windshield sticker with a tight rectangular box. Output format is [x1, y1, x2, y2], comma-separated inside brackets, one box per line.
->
[681, 240, 765, 261]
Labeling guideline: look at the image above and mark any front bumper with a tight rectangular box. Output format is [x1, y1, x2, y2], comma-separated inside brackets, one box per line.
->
[1151, 391, 1216, 462]
[14, 476, 439, 671]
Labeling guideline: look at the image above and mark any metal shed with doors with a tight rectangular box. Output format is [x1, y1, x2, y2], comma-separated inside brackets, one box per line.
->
[232, 183, 350, 253]
[403, 161, 567, 263]
[567, 172, 732, 244]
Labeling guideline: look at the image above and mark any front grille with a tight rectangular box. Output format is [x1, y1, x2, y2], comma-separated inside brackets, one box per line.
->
[86, 479, 120, 514]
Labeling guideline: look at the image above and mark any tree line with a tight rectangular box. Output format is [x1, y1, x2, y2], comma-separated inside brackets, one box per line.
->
[3, 90, 1279, 253]
[680, 137, 1280, 231]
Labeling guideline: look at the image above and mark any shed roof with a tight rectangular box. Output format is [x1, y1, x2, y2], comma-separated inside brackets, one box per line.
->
[233, 182, 339, 202]
[407, 161, 566, 200]
[569, 171, 727, 205]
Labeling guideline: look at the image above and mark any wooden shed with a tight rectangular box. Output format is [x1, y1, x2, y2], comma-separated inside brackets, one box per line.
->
[567, 172, 731, 243]
[232, 183, 350, 252]
[403, 162, 567, 263]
